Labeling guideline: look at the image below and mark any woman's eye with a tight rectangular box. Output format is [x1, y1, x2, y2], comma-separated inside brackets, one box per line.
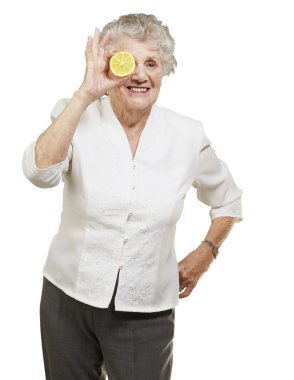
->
[146, 62, 157, 68]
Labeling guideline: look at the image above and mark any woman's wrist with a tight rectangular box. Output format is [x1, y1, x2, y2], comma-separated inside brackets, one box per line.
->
[73, 88, 98, 107]
[194, 244, 215, 261]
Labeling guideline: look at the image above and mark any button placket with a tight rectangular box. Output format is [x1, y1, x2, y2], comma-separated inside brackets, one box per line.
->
[129, 160, 137, 212]
[119, 160, 137, 269]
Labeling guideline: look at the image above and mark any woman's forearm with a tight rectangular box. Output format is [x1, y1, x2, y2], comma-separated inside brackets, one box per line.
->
[192, 216, 237, 260]
[203, 216, 237, 248]
[35, 90, 94, 169]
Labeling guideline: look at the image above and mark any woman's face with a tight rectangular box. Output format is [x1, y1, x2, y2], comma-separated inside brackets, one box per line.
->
[108, 36, 164, 114]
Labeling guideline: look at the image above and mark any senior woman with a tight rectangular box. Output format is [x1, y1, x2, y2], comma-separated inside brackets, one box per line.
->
[22, 13, 242, 380]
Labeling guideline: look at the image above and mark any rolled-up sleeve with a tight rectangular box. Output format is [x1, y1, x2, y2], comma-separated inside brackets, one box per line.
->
[22, 98, 73, 188]
[192, 126, 243, 222]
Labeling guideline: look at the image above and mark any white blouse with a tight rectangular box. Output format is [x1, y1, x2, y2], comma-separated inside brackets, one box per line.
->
[22, 96, 243, 312]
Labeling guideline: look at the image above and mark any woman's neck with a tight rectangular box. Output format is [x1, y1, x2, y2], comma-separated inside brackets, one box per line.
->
[109, 96, 151, 130]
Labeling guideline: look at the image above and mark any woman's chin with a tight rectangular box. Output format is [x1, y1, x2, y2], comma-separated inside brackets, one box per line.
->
[125, 98, 153, 111]
[125, 93, 158, 111]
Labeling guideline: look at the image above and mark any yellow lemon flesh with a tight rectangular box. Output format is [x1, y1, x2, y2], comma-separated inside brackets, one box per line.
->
[110, 51, 136, 77]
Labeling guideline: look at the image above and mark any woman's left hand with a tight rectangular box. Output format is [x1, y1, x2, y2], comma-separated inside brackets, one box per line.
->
[178, 246, 215, 298]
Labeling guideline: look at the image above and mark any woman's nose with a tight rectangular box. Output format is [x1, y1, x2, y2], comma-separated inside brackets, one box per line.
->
[132, 64, 147, 82]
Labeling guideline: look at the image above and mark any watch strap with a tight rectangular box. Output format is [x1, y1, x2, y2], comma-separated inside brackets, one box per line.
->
[201, 240, 219, 259]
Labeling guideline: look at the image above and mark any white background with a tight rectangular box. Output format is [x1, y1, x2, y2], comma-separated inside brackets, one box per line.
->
[1, 0, 293, 379]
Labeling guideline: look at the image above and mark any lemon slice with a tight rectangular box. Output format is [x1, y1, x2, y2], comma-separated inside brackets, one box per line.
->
[110, 51, 136, 77]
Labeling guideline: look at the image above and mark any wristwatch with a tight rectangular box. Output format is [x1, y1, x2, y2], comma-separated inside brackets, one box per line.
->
[201, 240, 219, 259]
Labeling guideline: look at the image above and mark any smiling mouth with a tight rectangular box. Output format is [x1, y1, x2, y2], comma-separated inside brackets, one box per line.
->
[127, 86, 150, 93]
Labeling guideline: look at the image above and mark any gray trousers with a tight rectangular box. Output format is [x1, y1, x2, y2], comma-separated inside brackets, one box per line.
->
[40, 271, 175, 380]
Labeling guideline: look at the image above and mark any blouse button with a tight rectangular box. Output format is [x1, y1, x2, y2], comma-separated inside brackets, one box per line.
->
[132, 163, 136, 169]
[123, 237, 129, 244]
[132, 186, 136, 190]
[127, 211, 133, 219]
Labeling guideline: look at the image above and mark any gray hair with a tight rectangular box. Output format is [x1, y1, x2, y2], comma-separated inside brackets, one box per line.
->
[100, 13, 177, 76]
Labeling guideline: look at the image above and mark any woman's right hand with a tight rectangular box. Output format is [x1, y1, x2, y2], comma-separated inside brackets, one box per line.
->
[77, 28, 131, 104]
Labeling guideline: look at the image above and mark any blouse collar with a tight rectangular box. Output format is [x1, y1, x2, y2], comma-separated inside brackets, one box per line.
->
[97, 96, 159, 164]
